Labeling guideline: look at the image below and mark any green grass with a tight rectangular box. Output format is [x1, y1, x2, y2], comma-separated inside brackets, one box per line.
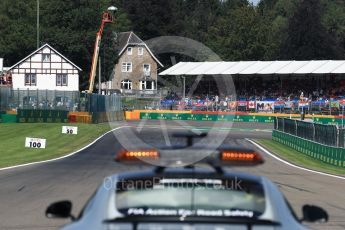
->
[256, 139, 345, 175]
[0, 123, 111, 168]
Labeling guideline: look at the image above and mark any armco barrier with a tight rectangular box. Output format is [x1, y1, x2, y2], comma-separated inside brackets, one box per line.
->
[272, 130, 345, 168]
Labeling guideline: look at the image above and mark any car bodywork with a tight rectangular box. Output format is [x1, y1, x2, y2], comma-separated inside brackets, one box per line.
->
[57, 168, 310, 230]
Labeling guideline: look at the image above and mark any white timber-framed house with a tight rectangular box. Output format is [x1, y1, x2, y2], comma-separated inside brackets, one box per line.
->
[7, 44, 82, 91]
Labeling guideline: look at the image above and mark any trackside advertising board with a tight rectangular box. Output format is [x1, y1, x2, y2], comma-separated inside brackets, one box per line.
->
[139, 112, 345, 125]
[140, 113, 275, 123]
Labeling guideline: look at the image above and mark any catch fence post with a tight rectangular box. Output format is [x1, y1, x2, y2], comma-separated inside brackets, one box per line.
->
[36, 89, 39, 108]
[312, 122, 316, 142]
[336, 125, 340, 147]
[17, 89, 19, 109]
[63, 90, 66, 109]
[26, 88, 29, 109]
[45, 89, 48, 109]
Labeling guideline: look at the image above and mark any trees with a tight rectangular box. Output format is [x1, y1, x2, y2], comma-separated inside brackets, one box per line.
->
[280, 0, 343, 60]
[207, 4, 269, 61]
[115, 0, 178, 39]
[0, 0, 36, 66]
[0, 0, 133, 88]
[257, 0, 299, 59]
[1, 0, 345, 87]
[321, 0, 345, 56]
[39, 0, 132, 87]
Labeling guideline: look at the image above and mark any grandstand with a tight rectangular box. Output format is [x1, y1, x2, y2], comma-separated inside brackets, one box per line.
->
[159, 61, 345, 114]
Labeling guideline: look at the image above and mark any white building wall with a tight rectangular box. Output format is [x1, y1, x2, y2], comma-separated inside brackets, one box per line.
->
[42, 47, 50, 53]
[20, 62, 30, 69]
[51, 54, 61, 62]
[31, 54, 40, 62]
[12, 73, 79, 91]
[9, 44, 80, 91]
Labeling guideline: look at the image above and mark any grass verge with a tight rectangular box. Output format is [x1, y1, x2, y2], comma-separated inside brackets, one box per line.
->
[0, 123, 111, 168]
[256, 139, 345, 176]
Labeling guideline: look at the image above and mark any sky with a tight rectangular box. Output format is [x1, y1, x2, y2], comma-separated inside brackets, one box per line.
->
[249, 0, 261, 6]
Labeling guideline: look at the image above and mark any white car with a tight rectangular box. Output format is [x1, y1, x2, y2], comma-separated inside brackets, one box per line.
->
[46, 144, 328, 230]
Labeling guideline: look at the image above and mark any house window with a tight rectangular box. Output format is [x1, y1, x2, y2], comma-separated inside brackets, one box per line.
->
[25, 73, 36, 86]
[127, 47, 133, 55]
[138, 47, 144, 55]
[56, 74, 68, 86]
[42, 54, 51, 62]
[140, 80, 155, 90]
[121, 80, 132, 90]
[143, 64, 150, 76]
[121, 62, 132, 72]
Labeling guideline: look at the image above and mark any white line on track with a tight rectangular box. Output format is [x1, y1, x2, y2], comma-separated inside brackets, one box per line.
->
[246, 138, 345, 180]
[0, 125, 190, 171]
[3, 123, 338, 181]
[160, 120, 172, 146]
[0, 126, 129, 171]
[0, 124, 270, 171]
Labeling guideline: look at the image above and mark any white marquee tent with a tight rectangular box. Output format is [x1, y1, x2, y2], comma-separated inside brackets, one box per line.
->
[159, 61, 345, 76]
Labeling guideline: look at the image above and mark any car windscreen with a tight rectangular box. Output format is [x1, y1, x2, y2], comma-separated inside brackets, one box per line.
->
[115, 177, 265, 218]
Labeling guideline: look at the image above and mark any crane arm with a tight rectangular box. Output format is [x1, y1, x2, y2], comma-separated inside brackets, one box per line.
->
[87, 12, 113, 93]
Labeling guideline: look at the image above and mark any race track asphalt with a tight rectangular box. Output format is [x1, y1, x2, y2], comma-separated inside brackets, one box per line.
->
[0, 120, 344, 230]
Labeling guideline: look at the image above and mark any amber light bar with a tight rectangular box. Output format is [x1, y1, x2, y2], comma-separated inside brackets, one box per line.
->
[221, 151, 263, 163]
[115, 149, 160, 161]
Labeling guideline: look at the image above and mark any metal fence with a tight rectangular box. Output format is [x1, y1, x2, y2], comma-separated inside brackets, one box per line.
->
[272, 130, 345, 168]
[0, 88, 80, 111]
[275, 117, 345, 147]
[0, 88, 122, 113]
[119, 89, 166, 98]
[121, 97, 161, 110]
[4, 87, 344, 114]
[85, 93, 122, 112]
